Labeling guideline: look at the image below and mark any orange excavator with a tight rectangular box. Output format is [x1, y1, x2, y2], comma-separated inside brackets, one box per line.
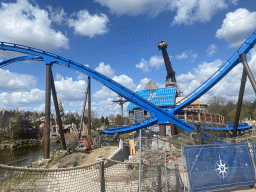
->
[79, 136, 93, 150]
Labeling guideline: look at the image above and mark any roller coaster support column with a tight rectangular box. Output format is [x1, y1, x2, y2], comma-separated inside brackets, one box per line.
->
[240, 53, 256, 94]
[87, 76, 91, 136]
[50, 68, 67, 150]
[233, 54, 248, 138]
[170, 123, 177, 135]
[44, 63, 52, 159]
[79, 80, 89, 139]
[159, 124, 166, 136]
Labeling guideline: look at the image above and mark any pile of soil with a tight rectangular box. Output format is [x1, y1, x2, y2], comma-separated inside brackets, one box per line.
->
[48, 146, 118, 168]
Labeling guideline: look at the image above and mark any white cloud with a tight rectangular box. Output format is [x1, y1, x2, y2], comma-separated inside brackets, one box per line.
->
[68, 10, 109, 37]
[93, 75, 136, 99]
[136, 59, 149, 72]
[177, 50, 256, 104]
[0, 88, 45, 108]
[33, 103, 45, 112]
[0, 69, 37, 91]
[207, 44, 217, 57]
[171, 0, 236, 25]
[54, 77, 87, 101]
[0, 0, 69, 49]
[94, 0, 170, 17]
[136, 55, 165, 72]
[55, 73, 63, 81]
[112, 75, 136, 90]
[175, 50, 197, 61]
[216, 8, 256, 48]
[47, 6, 66, 25]
[94, 98, 122, 117]
[93, 86, 116, 99]
[135, 78, 150, 91]
[176, 52, 188, 60]
[149, 56, 164, 69]
[95, 0, 235, 25]
[95, 62, 114, 78]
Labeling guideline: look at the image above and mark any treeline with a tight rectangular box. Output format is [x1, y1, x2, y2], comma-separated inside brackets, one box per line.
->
[207, 96, 256, 123]
[0, 107, 132, 141]
[63, 110, 131, 129]
[0, 111, 42, 140]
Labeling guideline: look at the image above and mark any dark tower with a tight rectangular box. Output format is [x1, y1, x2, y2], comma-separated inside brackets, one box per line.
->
[158, 41, 176, 88]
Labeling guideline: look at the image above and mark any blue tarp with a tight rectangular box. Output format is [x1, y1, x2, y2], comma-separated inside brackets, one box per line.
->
[250, 142, 256, 166]
[184, 143, 255, 192]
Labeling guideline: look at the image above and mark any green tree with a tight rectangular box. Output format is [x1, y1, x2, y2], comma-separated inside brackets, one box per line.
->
[115, 115, 124, 125]
[100, 116, 105, 124]
[105, 117, 109, 126]
[92, 118, 101, 129]
[31, 111, 39, 123]
[249, 99, 256, 119]
[252, 108, 256, 120]
[207, 96, 226, 115]
[64, 114, 79, 125]
[83, 116, 88, 124]
[222, 101, 236, 117]
[124, 117, 131, 125]
[225, 109, 236, 123]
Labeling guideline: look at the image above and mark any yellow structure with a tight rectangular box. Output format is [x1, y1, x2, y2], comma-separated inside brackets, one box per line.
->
[129, 139, 135, 155]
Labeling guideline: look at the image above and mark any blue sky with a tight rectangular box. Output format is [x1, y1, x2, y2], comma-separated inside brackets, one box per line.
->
[0, 0, 256, 117]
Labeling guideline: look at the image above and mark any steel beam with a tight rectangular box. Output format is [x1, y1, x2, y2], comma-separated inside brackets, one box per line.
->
[50, 68, 67, 150]
[159, 124, 166, 136]
[79, 80, 89, 139]
[170, 123, 177, 135]
[233, 55, 248, 137]
[87, 76, 91, 136]
[240, 53, 256, 95]
[44, 64, 51, 159]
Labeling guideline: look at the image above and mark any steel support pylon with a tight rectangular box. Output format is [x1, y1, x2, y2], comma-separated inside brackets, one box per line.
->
[50, 68, 67, 150]
[233, 54, 248, 138]
[79, 79, 89, 139]
[87, 76, 91, 136]
[240, 53, 256, 95]
[44, 63, 51, 159]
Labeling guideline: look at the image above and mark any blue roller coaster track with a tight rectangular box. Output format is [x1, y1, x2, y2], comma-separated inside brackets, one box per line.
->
[0, 29, 255, 135]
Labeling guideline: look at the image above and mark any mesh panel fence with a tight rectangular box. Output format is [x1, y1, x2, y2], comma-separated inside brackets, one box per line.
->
[140, 135, 185, 192]
[104, 159, 139, 191]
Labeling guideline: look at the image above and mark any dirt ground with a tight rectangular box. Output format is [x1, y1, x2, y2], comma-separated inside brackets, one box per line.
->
[48, 146, 118, 169]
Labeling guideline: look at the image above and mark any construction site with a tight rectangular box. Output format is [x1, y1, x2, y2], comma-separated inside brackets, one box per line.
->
[1, 28, 256, 192]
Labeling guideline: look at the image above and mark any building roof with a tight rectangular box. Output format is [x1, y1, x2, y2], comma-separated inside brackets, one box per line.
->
[144, 80, 158, 90]
[127, 87, 176, 111]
